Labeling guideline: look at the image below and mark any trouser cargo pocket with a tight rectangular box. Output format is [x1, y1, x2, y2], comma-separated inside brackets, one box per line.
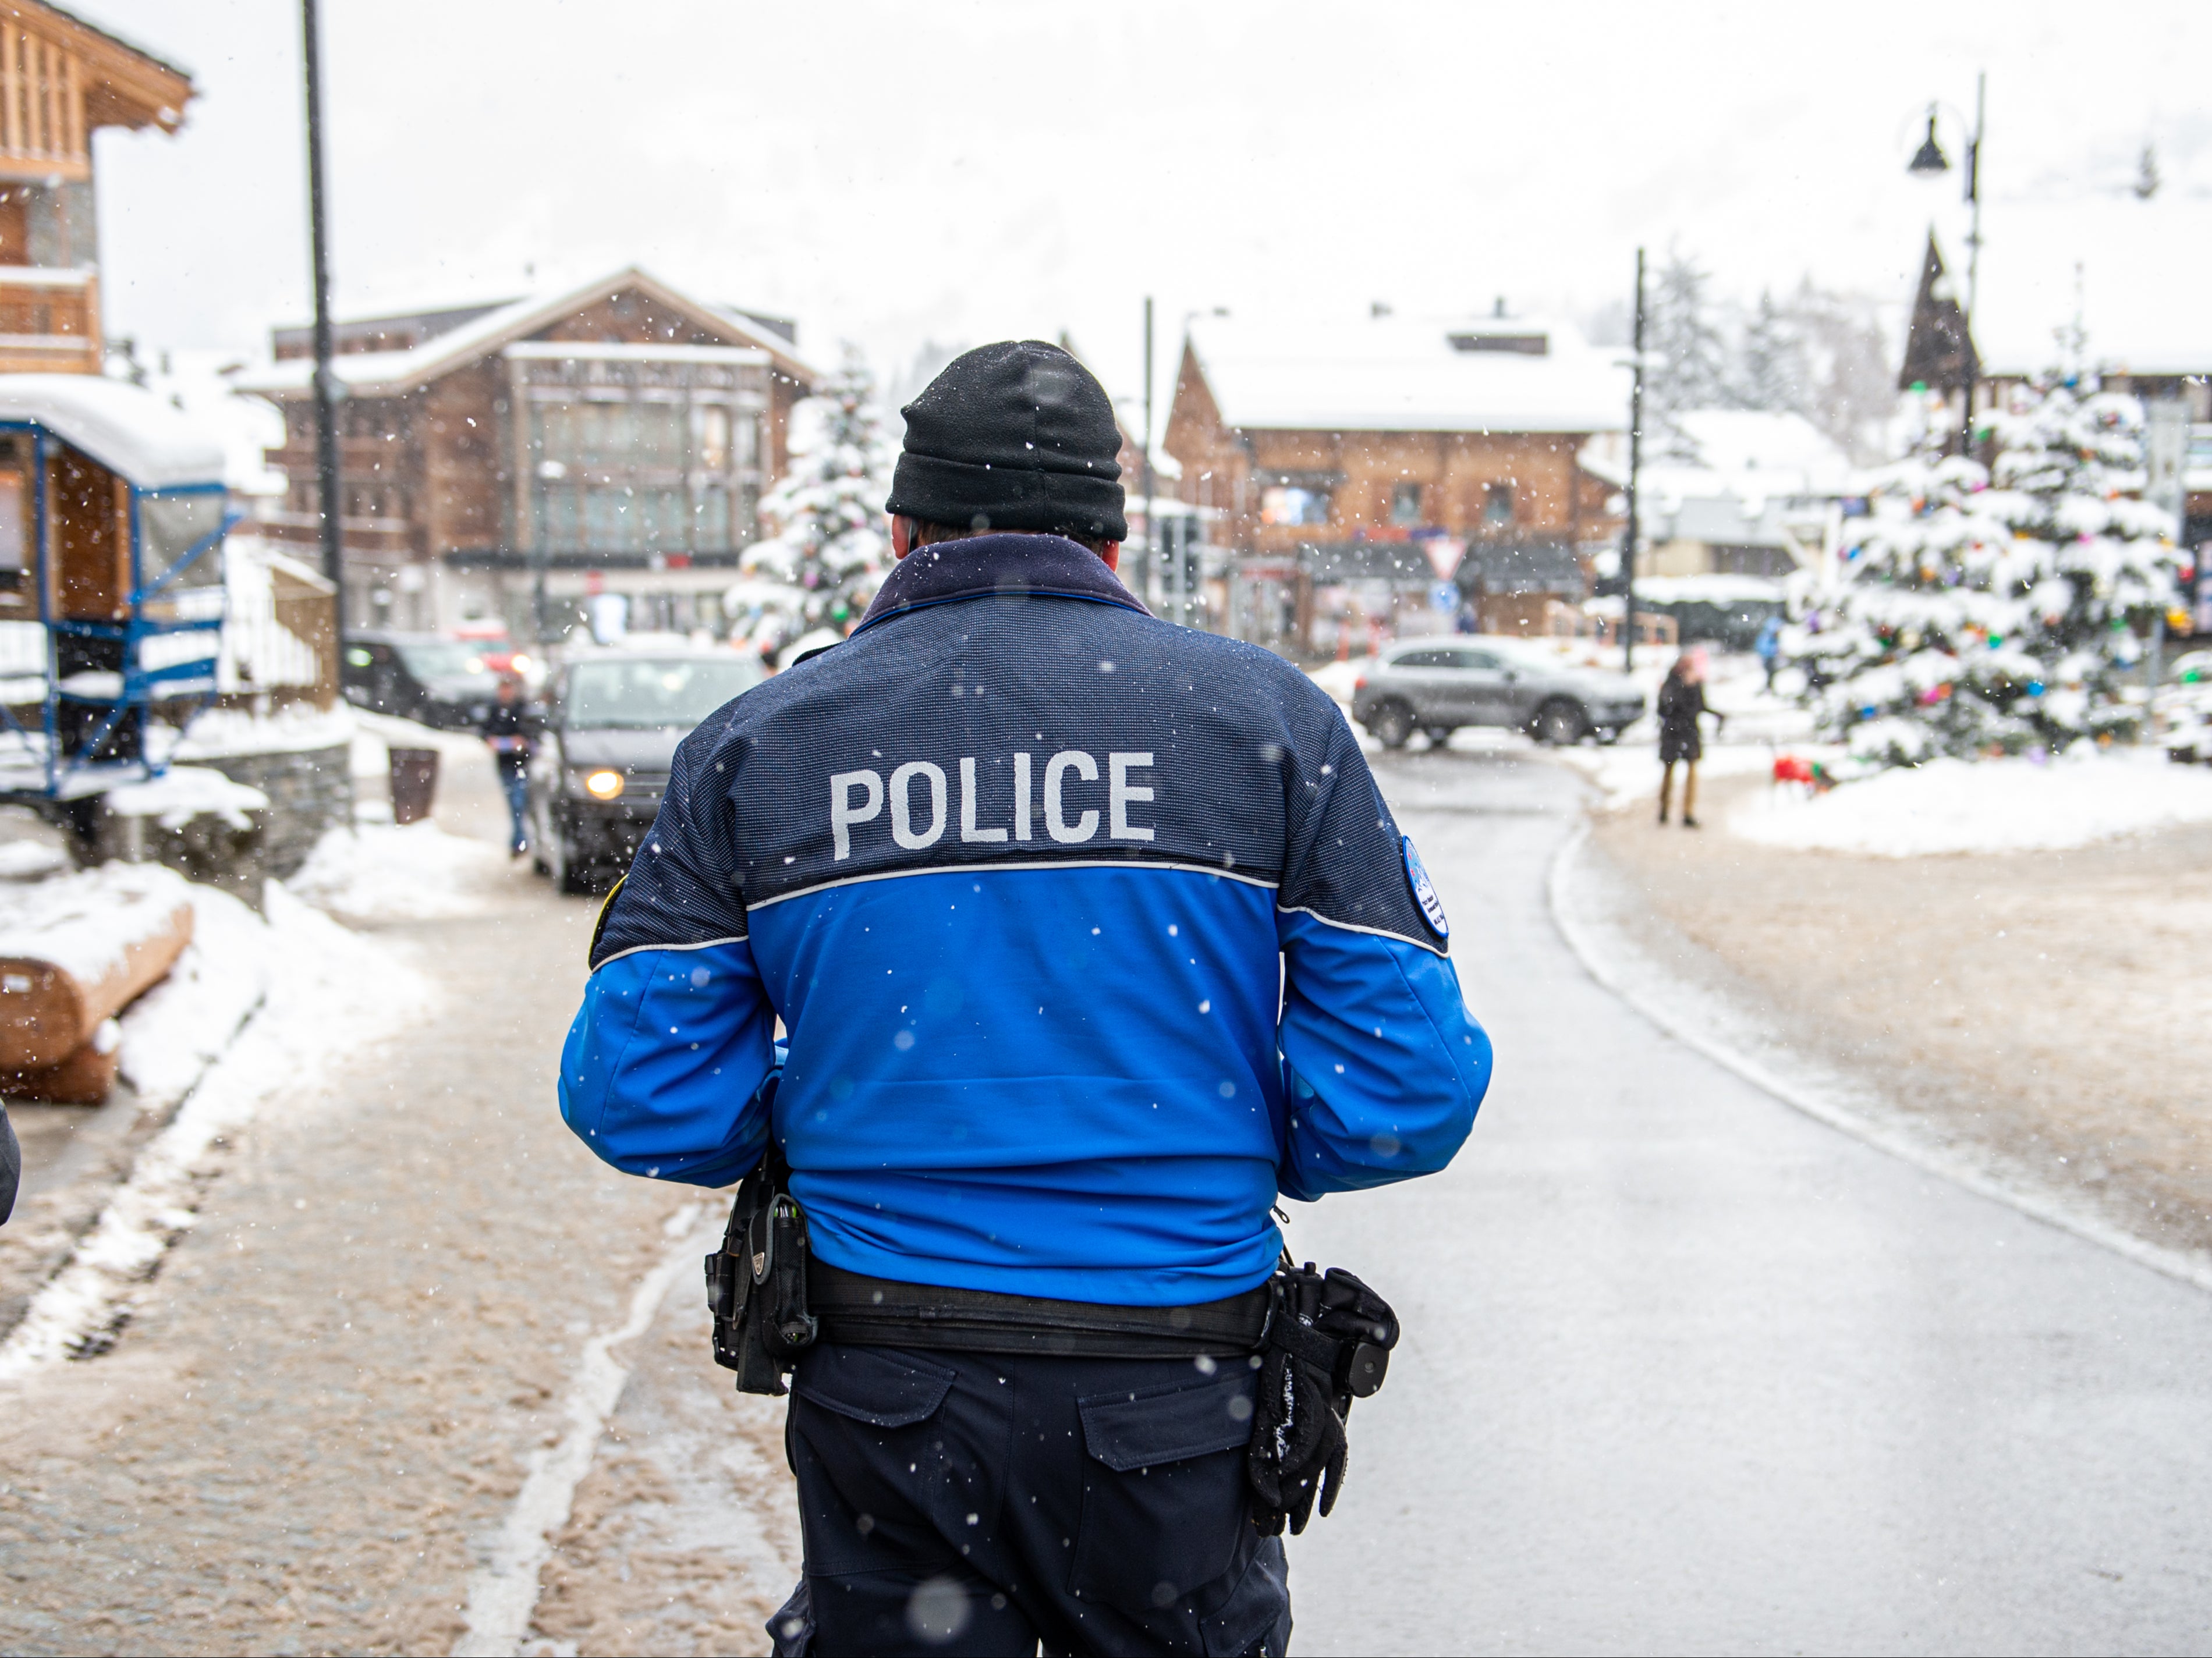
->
[788, 1345, 960, 1578]
[1069, 1362, 1260, 1614]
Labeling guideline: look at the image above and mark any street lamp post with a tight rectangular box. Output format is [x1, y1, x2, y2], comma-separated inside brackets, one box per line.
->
[1141, 296, 1156, 616]
[1621, 247, 1645, 675]
[1909, 72, 1986, 455]
[300, 0, 343, 669]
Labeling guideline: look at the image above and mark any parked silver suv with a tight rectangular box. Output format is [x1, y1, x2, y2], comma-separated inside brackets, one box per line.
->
[1350, 637, 1645, 748]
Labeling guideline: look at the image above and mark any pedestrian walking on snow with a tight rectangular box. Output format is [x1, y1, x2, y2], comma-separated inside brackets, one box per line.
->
[1754, 613, 1782, 690]
[558, 340, 1491, 1657]
[1657, 647, 1722, 828]
[478, 675, 534, 856]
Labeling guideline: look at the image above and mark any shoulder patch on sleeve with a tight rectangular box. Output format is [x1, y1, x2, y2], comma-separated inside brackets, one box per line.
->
[1402, 836, 1448, 941]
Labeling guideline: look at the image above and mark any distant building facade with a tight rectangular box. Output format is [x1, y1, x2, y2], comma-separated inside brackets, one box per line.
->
[238, 268, 814, 637]
[1162, 308, 1625, 654]
[1584, 410, 1852, 581]
[0, 2, 192, 374]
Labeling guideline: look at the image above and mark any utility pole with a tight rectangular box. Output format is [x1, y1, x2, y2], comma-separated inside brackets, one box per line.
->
[1960, 70, 1984, 457]
[1621, 247, 1644, 674]
[1142, 296, 1158, 619]
[301, 0, 345, 664]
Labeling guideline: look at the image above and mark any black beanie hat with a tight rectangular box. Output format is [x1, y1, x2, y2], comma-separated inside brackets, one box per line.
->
[885, 340, 1128, 544]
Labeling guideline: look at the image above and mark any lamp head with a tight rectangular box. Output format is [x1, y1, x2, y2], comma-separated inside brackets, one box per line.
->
[1908, 109, 1950, 176]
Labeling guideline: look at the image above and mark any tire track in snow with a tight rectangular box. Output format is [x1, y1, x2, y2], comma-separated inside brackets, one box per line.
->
[452, 1201, 704, 1658]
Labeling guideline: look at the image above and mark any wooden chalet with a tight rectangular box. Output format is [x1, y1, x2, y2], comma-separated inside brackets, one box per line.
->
[1163, 308, 1626, 654]
[237, 268, 816, 637]
[0, 2, 193, 374]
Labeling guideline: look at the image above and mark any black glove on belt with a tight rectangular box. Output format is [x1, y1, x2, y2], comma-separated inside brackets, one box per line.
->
[1246, 1261, 1399, 1536]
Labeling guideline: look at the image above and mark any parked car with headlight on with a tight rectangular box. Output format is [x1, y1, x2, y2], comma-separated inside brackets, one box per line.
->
[1349, 637, 1646, 749]
[526, 644, 765, 892]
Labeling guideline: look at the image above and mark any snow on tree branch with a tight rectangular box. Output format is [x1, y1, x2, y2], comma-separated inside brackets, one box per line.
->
[730, 346, 891, 657]
[1784, 377, 2182, 768]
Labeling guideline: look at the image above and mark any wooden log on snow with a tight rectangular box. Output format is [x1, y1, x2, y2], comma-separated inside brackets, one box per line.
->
[0, 866, 194, 1070]
[0, 1019, 122, 1104]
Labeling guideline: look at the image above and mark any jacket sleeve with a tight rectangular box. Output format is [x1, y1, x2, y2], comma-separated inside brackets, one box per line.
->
[1272, 697, 1491, 1201]
[557, 709, 779, 1187]
[0, 1100, 17, 1225]
[559, 940, 777, 1187]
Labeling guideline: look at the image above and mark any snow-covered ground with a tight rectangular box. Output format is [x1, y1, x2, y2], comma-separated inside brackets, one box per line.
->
[286, 821, 513, 923]
[118, 881, 271, 1109]
[0, 881, 430, 1377]
[1730, 747, 2212, 857]
[169, 701, 356, 761]
[1554, 738, 1798, 812]
[349, 709, 490, 824]
[99, 766, 270, 831]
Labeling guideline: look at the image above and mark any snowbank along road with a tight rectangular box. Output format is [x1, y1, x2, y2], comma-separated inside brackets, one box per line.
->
[4, 736, 2212, 1654]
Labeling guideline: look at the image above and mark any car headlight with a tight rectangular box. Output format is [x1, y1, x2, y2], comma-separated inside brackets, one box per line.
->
[582, 768, 625, 801]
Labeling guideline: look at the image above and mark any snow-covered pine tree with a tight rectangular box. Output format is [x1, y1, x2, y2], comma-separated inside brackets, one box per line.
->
[1737, 290, 1807, 416]
[1782, 279, 1896, 465]
[740, 345, 891, 641]
[1644, 251, 1738, 456]
[1787, 378, 2178, 767]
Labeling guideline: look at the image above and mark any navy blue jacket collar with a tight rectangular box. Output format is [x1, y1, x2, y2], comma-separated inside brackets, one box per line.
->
[855, 533, 1150, 635]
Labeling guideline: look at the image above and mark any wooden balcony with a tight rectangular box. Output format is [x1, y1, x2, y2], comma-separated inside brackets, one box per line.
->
[257, 510, 423, 560]
[0, 264, 95, 371]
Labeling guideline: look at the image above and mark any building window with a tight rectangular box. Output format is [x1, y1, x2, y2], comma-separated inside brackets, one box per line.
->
[585, 487, 632, 552]
[1483, 482, 1515, 527]
[639, 486, 689, 551]
[696, 484, 731, 548]
[697, 405, 731, 473]
[538, 485, 581, 549]
[634, 400, 685, 468]
[517, 352, 769, 558]
[1391, 482, 1423, 527]
[1261, 484, 1332, 527]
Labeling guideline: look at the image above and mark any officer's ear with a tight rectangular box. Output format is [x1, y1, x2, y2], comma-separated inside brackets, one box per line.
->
[1098, 541, 1121, 573]
[889, 516, 914, 560]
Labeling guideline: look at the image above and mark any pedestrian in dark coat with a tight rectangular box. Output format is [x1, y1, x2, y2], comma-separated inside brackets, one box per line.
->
[478, 676, 534, 856]
[1657, 647, 1720, 826]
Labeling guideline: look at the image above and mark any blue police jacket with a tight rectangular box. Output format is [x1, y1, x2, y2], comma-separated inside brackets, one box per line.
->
[560, 533, 1491, 1306]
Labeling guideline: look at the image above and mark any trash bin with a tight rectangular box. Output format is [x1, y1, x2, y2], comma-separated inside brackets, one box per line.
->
[389, 747, 439, 826]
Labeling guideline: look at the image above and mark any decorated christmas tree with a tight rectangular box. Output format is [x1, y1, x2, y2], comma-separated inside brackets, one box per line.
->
[739, 346, 891, 642]
[1787, 378, 2178, 767]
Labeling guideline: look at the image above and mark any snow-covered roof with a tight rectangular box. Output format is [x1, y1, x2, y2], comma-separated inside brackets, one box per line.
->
[1183, 311, 1628, 435]
[232, 266, 819, 400]
[107, 349, 286, 495]
[0, 374, 225, 488]
[1938, 196, 2212, 379]
[1630, 573, 1788, 606]
[1578, 411, 1851, 553]
[1668, 411, 1853, 487]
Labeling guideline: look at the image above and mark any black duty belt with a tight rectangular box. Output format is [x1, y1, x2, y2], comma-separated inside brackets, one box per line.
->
[806, 1258, 1271, 1358]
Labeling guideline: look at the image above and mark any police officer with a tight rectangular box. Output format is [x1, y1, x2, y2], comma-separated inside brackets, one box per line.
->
[559, 341, 1491, 1656]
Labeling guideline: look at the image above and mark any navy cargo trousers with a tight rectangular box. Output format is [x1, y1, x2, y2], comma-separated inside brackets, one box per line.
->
[769, 1343, 1293, 1657]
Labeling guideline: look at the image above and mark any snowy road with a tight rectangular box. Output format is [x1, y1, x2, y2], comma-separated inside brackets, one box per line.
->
[6, 740, 2211, 1654]
[1284, 748, 2212, 1653]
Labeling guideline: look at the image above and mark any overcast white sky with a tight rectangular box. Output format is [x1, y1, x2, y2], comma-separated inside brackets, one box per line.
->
[76, 0, 2211, 412]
